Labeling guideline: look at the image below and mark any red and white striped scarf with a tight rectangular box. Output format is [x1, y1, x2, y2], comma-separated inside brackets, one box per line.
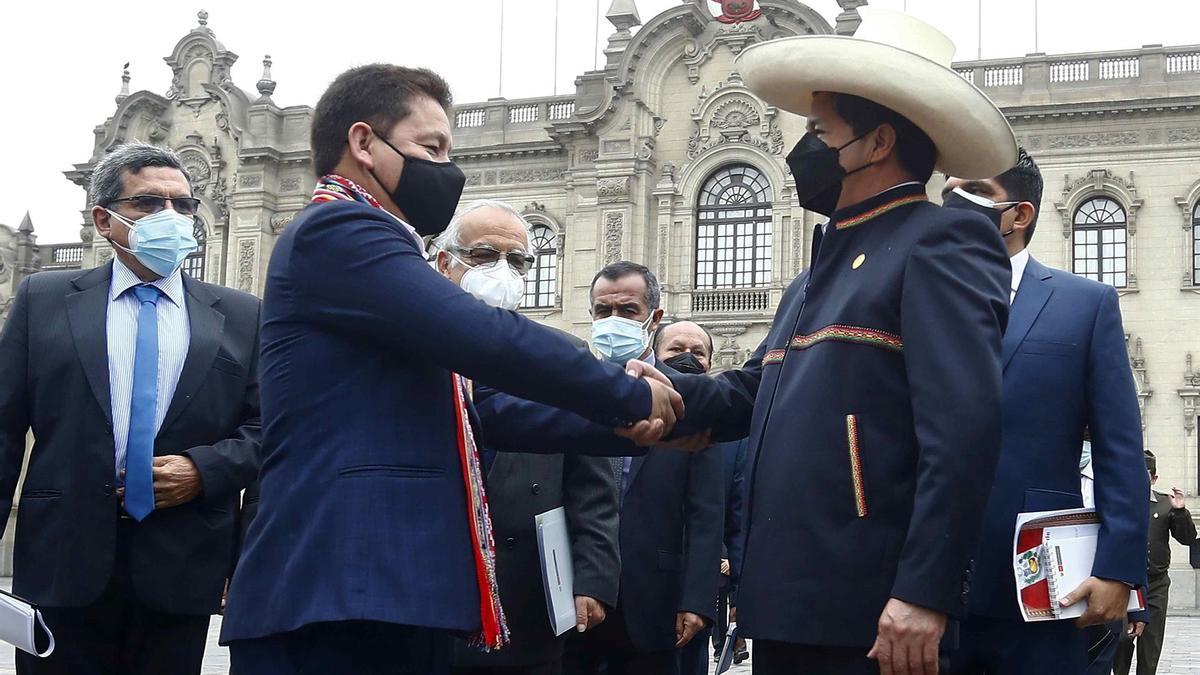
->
[311, 174, 510, 649]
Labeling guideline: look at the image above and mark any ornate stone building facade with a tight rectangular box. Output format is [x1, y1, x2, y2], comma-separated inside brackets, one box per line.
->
[2, 1, 1199, 598]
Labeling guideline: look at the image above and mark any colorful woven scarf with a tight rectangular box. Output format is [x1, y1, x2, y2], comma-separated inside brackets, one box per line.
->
[310, 174, 510, 650]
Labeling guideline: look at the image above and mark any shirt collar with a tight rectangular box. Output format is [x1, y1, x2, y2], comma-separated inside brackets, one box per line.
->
[109, 256, 185, 307]
[1010, 249, 1030, 299]
[827, 182, 928, 231]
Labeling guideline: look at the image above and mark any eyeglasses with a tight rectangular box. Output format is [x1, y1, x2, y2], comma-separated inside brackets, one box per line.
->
[106, 195, 202, 216]
[451, 245, 535, 275]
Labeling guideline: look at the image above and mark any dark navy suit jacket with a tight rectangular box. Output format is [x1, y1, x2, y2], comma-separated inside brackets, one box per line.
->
[220, 200, 654, 643]
[668, 184, 1012, 648]
[969, 256, 1148, 619]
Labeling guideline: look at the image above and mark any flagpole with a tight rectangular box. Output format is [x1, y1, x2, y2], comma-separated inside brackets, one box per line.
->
[553, 0, 560, 95]
[498, 0, 506, 98]
[593, 0, 601, 71]
[1033, 0, 1040, 52]
[977, 0, 983, 59]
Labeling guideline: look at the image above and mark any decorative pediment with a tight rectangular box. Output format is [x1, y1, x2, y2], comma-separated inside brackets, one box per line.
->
[686, 75, 783, 159]
[164, 11, 239, 102]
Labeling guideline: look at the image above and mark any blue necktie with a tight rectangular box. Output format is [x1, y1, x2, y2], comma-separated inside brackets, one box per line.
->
[125, 285, 160, 521]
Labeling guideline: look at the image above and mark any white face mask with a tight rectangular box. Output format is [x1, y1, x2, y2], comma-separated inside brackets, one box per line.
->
[452, 254, 526, 310]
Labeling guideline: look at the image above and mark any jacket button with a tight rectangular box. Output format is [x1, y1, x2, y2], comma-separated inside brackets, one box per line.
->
[505, 537, 516, 550]
[103, 483, 114, 496]
[531, 483, 542, 495]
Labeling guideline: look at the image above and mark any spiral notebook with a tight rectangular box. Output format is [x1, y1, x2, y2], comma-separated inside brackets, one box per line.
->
[1013, 507, 1145, 622]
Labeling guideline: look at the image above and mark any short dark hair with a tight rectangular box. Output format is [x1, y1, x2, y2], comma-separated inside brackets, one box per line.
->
[590, 261, 661, 311]
[311, 64, 453, 177]
[993, 147, 1043, 245]
[652, 320, 715, 354]
[832, 93, 937, 184]
[1144, 449, 1157, 476]
[89, 141, 190, 207]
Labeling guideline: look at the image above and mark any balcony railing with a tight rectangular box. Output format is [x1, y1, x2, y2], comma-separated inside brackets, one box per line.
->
[508, 104, 540, 124]
[43, 243, 84, 269]
[547, 101, 575, 120]
[1050, 60, 1089, 83]
[691, 288, 770, 314]
[984, 65, 1023, 87]
[1099, 57, 1140, 79]
[455, 109, 486, 128]
[1167, 51, 1200, 74]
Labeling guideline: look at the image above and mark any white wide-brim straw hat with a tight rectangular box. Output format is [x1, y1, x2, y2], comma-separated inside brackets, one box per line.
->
[735, 7, 1017, 180]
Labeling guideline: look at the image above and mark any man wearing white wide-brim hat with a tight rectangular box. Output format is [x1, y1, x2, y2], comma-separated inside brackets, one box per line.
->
[627, 8, 1015, 675]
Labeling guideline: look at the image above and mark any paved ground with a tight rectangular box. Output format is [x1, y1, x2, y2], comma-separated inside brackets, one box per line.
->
[1, 608, 1197, 673]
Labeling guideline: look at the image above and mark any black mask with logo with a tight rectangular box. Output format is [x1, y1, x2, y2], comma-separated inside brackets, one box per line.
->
[785, 130, 875, 217]
[371, 130, 466, 237]
[663, 352, 707, 375]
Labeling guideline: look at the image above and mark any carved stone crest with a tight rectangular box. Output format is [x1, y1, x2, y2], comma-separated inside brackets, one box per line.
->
[179, 150, 212, 186]
[237, 240, 256, 292]
[688, 90, 784, 159]
[270, 212, 296, 234]
[597, 177, 631, 202]
[604, 212, 624, 263]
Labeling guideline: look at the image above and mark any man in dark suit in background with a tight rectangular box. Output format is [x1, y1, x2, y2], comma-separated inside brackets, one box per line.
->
[941, 148, 1149, 675]
[562, 264, 723, 675]
[220, 66, 682, 675]
[0, 141, 262, 675]
[655, 321, 748, 674]
[433, 201, 622, 675]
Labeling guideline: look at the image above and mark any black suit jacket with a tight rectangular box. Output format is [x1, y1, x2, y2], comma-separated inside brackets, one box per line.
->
[0, 263, 262, 615]
[451, 450, 620, 667]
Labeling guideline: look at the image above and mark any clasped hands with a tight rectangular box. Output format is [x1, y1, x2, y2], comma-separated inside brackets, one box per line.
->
[612, 360, 691, 447]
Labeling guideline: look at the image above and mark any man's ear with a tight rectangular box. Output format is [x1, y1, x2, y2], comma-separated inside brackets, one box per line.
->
[92, 205, 114, 239]
[868, 124, 898, 164]
[648, 307, 665, 332]
[347, 121, 376, 172]
[435, 249, 452, 277]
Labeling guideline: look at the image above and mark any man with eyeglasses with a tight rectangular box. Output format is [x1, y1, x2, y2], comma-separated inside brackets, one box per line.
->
[435, 200, 622, 675]
[0, 141, 263, 674]
[939, 148, 1148, 675]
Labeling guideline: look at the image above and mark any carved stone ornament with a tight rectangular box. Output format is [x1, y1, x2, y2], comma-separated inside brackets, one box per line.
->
[237, 239, 256, 291]
[239, 174, 262, 189]
[498, 168, 567, 184]
[597, 177, 631, 202]
[1180, 353, 1200, 434]
[280, 176, 301, 193]
[604, 212, 624, 264]
[270, 212, 296, 234]
[1167, 127, 1200, 144]
[1047, 131, 1139, 149]
[688, 89, 784, 159]
[179, 150, 212, 186]
[208, 178, 229, 220]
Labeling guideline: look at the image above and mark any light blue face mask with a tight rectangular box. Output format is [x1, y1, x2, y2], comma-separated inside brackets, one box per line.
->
[591, 315, 653, 365]
[106, 208, 199, 278]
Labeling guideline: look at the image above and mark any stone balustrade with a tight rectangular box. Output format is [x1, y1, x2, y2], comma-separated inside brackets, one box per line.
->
[690, 287, 771, 314]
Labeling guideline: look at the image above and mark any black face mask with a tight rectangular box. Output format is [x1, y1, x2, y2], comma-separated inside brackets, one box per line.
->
[663, 352, 707, 375]
[942, 189, 1019, 237]
[785, 130, 875, 217]
[370, 130, 466, 237]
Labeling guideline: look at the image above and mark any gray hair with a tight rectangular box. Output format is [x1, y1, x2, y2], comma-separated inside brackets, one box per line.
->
[88, 141, 190, 208]
[432, 200, 532, 259]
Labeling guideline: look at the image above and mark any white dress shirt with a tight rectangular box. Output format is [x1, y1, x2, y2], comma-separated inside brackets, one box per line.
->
[107, 257, 191, 480]
[1009, 248, 1030, 304]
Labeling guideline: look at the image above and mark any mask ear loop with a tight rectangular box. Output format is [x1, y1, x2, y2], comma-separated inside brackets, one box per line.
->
[837, 127, 881, 178]
[102, 208, 139, 255]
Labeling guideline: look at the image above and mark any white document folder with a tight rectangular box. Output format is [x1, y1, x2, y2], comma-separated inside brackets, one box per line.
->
[535, 507, 576, 636]
[0, 589, 54, 657]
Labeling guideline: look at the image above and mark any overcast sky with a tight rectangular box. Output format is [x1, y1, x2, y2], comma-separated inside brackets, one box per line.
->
[3, 0, 1199, 244]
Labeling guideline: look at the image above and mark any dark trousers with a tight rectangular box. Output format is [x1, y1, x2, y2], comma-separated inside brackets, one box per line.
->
[712, 584, 732, 654]
[677, 624, 713, 675]
[1114, 572, 1170, 675]
[946, 614, 1086, 675]
[452, 663, 561, 675]
[752, 640, 879, 675]
[16, 520, 210, 675]
[562, 607, 678, 675]
[1084, 622, 1122, 675]
[228, 621, 449, 675]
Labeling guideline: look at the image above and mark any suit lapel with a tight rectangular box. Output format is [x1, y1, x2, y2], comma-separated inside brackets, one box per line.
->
[1001, 257, 1054, 371]
[160, 276, 223, 434]
[65, 264, 116, 425]
[627, 455, 647, 490]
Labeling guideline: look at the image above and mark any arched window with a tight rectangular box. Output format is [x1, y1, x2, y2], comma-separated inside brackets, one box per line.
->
[1072, 197, 1127, 287]
[695, 165, 773, 289]
[181, 217, 207, 280]
[523, 223, 557, 308]
[1193, 202, 1200, 285]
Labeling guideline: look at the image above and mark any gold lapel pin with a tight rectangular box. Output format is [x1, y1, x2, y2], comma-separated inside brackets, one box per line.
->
[852, 253, 866, 270]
